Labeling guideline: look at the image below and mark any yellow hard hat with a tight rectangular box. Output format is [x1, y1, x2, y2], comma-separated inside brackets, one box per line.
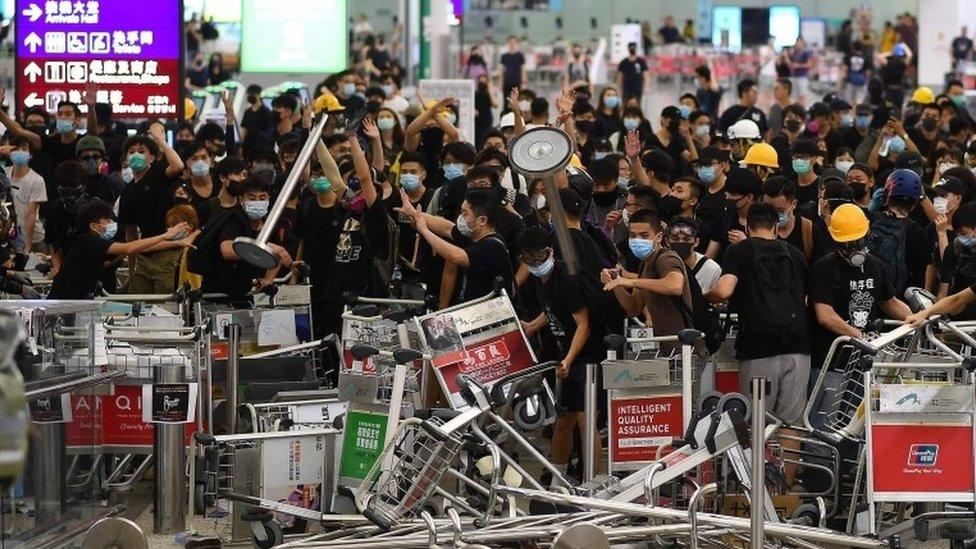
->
[742, 143, 779, 168]
[314, 93, 345, 114]
[911, 86, 934, 105]
[569, 153, 583, 169]
[828, 203, 870, 242]
[183, 97, 197, 120]
[424, 100, 451, 116]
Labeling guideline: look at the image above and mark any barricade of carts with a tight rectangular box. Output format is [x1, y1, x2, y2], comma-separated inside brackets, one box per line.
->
[5, 284, 976, 548]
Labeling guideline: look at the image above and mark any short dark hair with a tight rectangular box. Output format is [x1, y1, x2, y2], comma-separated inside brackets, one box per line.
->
[783, 104, 807, 120]
[466, 165, 500, 188]
[57, 100, 82, 118]
[441, 141, 477, 165]
[776, 78, 793, 95]
[483, 129, 507, 146]
[196, 122, 224, 142]
[950, 116, 973, 135]
[953, 202, 976, 232]
[519, 226, 550, 254]
[9, 135, 31, 148]
[679, 93, 699, 108]
[271, 93, 298, 112]
[324, 134, 349, 149]
[214, 156, 247, 179]
[398, 151, 426, 169]
[628, 185, 659, 210]
[848, 162, 873, 179]
[54, 159, 88, 188]
[694, 65, 711, 81]
[239, 175, 270, 196]
[76, 198, 115, 229]
[180, 140, 212, 161]
[530, 97, 549, 117]
[669, 216, 700, 237]
[762, 176, 797, 201]
[473, 146, 510, 168]
[823, 179, 854, 205]
[628, 209, 663, 233]
[464, 189, 499, 227]
[948, 79, 965, 90]
[746, 202, 778, 231]
[122, 135, 160, 158]
[737, 79, 757, 98]
[676, 176, 705, 199]
[589, 156, 619, 183]
[24, 106, 49, 124]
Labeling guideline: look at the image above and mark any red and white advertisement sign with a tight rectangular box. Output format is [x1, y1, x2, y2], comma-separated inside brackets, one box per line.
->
[65, 385, 194, 449]
[65, 392, 101, 447]
[610, 394, 683, 464]
[434, 330, 535, 409]
[871, 424, 974, 495]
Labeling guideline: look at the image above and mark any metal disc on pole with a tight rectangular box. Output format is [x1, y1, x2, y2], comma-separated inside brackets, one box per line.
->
[81, 517, 148, 549]
[231, 237, 278, 271]
[552, 523, 610, 549]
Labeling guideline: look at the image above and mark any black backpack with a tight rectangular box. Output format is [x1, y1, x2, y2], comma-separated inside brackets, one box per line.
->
[186, 206, 240, 277]
[864, 213, 908, 294]
[741, 240, 807, 345]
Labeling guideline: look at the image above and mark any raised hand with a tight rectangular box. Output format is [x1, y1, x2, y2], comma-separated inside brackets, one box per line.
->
[624, 130, 641, 159]
[362, 117, 380, 139]
[507, 87, 521, 113]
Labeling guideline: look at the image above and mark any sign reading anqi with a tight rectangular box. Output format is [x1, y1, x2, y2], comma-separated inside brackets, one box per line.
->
[15, 0, 182, 118]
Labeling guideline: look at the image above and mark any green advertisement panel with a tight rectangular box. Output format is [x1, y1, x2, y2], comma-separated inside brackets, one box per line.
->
[339, 409, 388, 481]
[241, 0, 348, 73]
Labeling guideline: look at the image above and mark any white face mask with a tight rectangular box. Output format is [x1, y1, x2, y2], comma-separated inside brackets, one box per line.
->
[939, 162, 958, 174]
[933, 196, 949, 214]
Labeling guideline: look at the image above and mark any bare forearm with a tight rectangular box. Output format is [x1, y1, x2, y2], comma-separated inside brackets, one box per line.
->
[315, 141, 345, 195]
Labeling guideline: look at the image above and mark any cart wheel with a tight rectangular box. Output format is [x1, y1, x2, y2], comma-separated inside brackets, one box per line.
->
[513, 397, 545, 431]
[194, 483, 206, 515]
[716, 393, 750, 420]
[699, 392, 722, 414]
[250, 520, 282, 549]
[790, 503, 820, 527]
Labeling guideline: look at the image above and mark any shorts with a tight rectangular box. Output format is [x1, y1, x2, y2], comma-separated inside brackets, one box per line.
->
[738, 353, 811, 425]
[558, 360, 600, 413]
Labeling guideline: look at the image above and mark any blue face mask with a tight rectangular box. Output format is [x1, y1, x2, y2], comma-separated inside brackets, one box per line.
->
[443, 163, 464, 180]
[855, 115, 871, 129]
[604, 96, 619, 108]
[777, 211, 790, 227]
[840, 114, 854, 128]
[594, 152, 609, 161]
[528, 255, 555, 278]
[100, 221, 117, 240]
[952, 95, 966, 107]
[377, 117, 396, 131]
[244, 200, 269, 220]
[678, 105, 692, 119]
[342, 83, 356, 97]
[623, 118, 640, 132]
[618, 176, 630, 189]
[792, 158, 812, 175]
[56, 118, 73, 134]
[697, 165, 717, 184]
[190, 160, 210, 178]
[381, 84, 394, 97]
[629, 238, 655, 260]
[10, 150, 30, 166]
[312, 177, 331, 194]
[888, 136, 906, 155]
[400, 173, 421, 192]
[957, 234, 976, 248]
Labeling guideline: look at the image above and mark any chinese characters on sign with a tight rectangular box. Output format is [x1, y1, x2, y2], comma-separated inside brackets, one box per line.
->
[16, 0, 182, 118]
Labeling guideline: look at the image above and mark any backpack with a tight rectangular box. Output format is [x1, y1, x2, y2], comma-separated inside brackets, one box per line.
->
[864, 213, 908, 294]
[741, 240, 807, 345]
[186, 206, 239, 277]
[653, 253, 726, 354]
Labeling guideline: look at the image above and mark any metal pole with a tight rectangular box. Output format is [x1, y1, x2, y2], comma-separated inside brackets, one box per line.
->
[154, 362, 187, 533]
[583, 363, 596, 482]
[541, 175, 578, 274]
[750, 377, 767, 549]
[226, 323, 240, 435]
[232, 114, 329, 269]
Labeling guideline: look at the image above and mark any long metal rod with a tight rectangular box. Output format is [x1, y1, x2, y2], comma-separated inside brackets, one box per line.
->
[750, 377, 767, 549]
[542, 174, 578, 274]
[583, 362, 596, 482]
[226, 323, 240, 434]
[25, 370, 123, 399]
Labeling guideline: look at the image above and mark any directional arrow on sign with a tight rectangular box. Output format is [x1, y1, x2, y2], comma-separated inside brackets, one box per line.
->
[24, 93, 43, 108]
[21, 3, 42, 22]
[24, 62, 41, 83]
[24, 32, 41, 53]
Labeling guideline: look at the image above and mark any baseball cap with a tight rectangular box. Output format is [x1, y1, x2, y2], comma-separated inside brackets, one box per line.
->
[934, 175, 966, 196]
[829, 98, 852, 112]
[894, 151, 924, 170]
[808, 102, 831, 118]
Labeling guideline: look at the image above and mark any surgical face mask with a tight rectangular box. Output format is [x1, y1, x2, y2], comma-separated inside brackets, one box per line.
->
[697, 165, 717, 184]
[933, 196, 950, 214]
[604, 96, 619, 108]
[456, 214, 473, 237]
[777, 211, 790, 228]
[617, 176, 630, 189]
[957, 234, 976, 249]
[445, 113, 457, 125]
[190, 160, 210, 178]
[593, 151, 609, 161]
[377, 117, 396, 131]
[528, 255, 555, 278]
[312, 177, 332, 194]
[519, 100, 531, 111]
[888, 136, 906, 155]
[623, 117, 640, 132]
[835, 160, 854, 174]
[792, 158, 812, 175]
[121, 167, 134, 183]
[530, 194, 546, 210]
[678, 105, 692, 119]
[855, 115, 871, 129]
[952, 94, 966, 107]
[55, 118, 73, 134]
[381, 84, 394, 97]
[840, 114, 854, 128]
[100, 221, 117, 241]
[628, 238, 654, 260]
[127, 152, 148, 172]
[243, 200, 269, 220]
[939, 162, 958, 174]
[443, 163, 464, 180]
[9, 150, 30, 167]
[695, 124, 710, 137]
[400, 173, 421, 192]
[342, 82, 356, 96]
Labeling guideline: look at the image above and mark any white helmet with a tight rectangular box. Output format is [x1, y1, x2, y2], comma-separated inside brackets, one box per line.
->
[727, 119, 761, 140]
[499, 112, 516, 129]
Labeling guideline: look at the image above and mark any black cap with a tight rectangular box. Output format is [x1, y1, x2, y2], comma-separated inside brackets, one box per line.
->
[895, 151, 924, 170]
[661, 105, 682, 120]
[698, 146, 730, 165]
[820, 167, 847, 185]
[829, 98, 852, 112]
[935, 175, 966, 196]
[808, 102, 831, 118]
[558, 187, 586, 217]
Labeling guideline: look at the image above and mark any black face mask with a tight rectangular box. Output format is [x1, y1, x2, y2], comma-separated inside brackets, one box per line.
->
[670, 242, 694, 260]
[955, 239, 976, 277]
[658, 194, 685, 220]
[921, 117, 938, 132]
[175, 138, 193, 151]
[26, 125, 47, 136]
[247, 94, 258, 104]
[667, 118, 681, 135]
[849, 182, 868, 201]
[366, 100, 381, 114]
[591, 190, 619, 208]
[421, 127, 444, 143]
[784, 119, 803, 133]
[576, 120, 595, 133]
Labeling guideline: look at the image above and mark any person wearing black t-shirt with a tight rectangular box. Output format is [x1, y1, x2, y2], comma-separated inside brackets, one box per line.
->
[519, 226, 606, 483]
[241, 84, 273, 140]
[718, 79, 767, 135]
[398, 188, 513, 305]
[388, 152, 435, 300]
[48, 199, 189, 299]
[0, 96, 81, 169]
[616, 43, 649, 103]
[810, 204, 911, 369]
[117, 124, 186, 294]
[180, 142, 218, 224]
[952, 27, 973, 69]
[498, 36, 527, 102]
[761, 176, 829, 264]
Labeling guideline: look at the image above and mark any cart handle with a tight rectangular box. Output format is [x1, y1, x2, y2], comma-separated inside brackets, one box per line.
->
[488, 361, 559, 408]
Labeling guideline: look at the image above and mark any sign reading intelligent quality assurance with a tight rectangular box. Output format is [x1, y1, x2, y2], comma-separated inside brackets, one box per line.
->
[15, 0, 182, 118]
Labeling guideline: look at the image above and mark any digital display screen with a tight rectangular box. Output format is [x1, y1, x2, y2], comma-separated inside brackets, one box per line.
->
[770, 6, 800, 51]
[241, 0, 347, 73]
[712, 6, 742, 52]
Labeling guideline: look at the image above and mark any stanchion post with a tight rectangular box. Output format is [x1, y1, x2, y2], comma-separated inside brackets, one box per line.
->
[226, 323, 240, 435]
[154, 361, 186, 533]
[583, 363, 596, 482]
[750, 377, 767, 549]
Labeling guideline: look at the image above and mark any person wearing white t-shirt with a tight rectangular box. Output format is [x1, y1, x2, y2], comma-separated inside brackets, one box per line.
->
[4, 136, 47, 252]
[380, 74, 410, 116]
[667, 217, 720, 293]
